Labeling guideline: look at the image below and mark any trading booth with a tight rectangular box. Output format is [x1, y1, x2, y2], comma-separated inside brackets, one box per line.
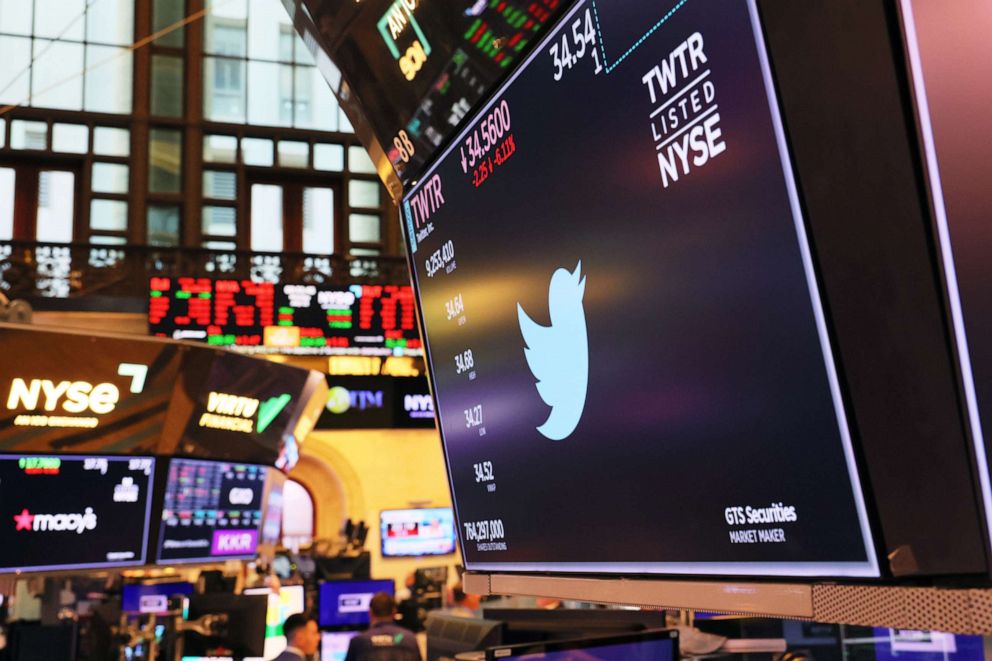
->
[4, 0, 992, 659]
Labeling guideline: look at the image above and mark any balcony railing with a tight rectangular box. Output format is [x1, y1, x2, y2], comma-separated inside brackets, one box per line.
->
[0, 241, 411, 307]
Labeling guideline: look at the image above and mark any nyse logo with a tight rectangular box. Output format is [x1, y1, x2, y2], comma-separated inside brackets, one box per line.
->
[517, 262, 589, 441]
[5, 364, 148, 428]
[403, 394, 434, 419]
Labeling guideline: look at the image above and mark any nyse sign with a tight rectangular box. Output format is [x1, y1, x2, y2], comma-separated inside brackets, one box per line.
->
[5, 363, 149, 429]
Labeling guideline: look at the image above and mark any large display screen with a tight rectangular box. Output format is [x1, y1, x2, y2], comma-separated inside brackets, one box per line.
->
[289, 0, 567, 187]
[316, 376, 436, 430]
[380, 508, 456, 557]
[402, 0, 877, 576]
[157, 458, 268, 563]
[161, 352, 311, 467]
[0, 454, 154, 572]
[319, 579, 395, 628]
[0, 326, 183, 455]
[900, 0, 992, 553]
[149, 278, 421, 357]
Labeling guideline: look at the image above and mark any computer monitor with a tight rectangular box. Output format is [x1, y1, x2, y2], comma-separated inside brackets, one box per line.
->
[121, 582, 194, 614]
[322, 631, 359, 661]
[318, 579, 395, 628]
[184, 593, 267, 658]
[0, 454, 155, 572]
[380, 508, 456, 557]
[157, 458, 271, 564]
[243, 585, 306, 660]
[425, 612, 504, 661]
[485, 629, 678, 661]
[482, 609, 668, 645]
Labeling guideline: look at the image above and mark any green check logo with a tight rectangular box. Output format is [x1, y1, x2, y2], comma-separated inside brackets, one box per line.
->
[256, 393, 291, 433]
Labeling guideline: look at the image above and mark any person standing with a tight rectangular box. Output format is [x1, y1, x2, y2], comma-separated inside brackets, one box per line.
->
[345, 593, 422, 661]
[274, 613, 321, 661]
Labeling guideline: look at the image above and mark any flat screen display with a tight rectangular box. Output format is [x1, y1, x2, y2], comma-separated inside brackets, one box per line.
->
[319, 579, 395, 628]
[900, 0, 992, 553]
[0, 454, 155, 572]
[0, 326, 182, 455]
[316, 376, 436, 430]
[243, 585, 306, 660]
[322, 632, 358, 661]
[157, 458, 268, 563]
[873, 630, 984, 661]
[487, 629, 677, 661]
[162, 351, 311, 467]
[149, 278, 421, 357]
[380, 508, 456, 557]
[122, 582, 194, 614]
[402, 0, 877, 577]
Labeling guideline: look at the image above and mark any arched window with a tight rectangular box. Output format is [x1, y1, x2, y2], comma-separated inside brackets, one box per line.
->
[281, 479, 314, 550]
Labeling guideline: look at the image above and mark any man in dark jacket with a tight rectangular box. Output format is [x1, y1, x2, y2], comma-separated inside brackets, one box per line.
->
[274, 613, 321, 661]
[345, 593, 422, 661]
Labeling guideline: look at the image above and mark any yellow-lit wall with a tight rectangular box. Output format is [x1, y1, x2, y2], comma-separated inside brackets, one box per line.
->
[291, 429, 460, 591]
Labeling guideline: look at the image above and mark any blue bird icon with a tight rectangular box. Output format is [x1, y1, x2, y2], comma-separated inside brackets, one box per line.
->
[517, 261, 589, 441]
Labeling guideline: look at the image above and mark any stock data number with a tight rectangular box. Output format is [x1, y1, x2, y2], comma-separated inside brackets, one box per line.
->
[464, 404, 483, 428]
[550, 8, 603, 81]
[425, 240, 455, 278]
[454, 349, 475, 375]
[445, 293, 465, 321]
[474, 461, 495, 483]
[460, 100, 511, 174]
[463, 518, 505, 542]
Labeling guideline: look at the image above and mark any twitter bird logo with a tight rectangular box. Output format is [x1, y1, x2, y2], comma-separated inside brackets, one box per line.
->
[517, 261, 589, 441]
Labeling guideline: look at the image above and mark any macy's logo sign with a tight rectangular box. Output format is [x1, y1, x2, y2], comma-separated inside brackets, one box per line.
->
[13, 507, 98, 534]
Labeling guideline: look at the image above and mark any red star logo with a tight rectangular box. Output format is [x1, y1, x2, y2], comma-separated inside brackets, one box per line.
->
[13, 509, 34, 531]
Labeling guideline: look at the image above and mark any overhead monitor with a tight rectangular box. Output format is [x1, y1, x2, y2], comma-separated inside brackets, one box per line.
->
[157, 458, 270, 563]
[122, 582, 194, 614]
[485, 629, 678, 661]
[401, 0, 877, 577]
[0, 454, 155, 572]
[161, 351, 313, 468]
[0, 325, 183, 455]
[149, 278, 421, 357]
[318, 579, 395, 629]
[316, 376, 436, 430]
[899, 0, 992, 556]
[380, 508, 456, 557]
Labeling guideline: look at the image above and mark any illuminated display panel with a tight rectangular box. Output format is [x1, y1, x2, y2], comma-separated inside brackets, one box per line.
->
[0, 326, 183, 455]
[319, 579, 395, 629]
[0, 454, 155, 572]
[291, 0, 566, 187]
[157, 458, 269, 563]
[380, 507, 456, 557]
[900, 0, 992, 558]
[243, 585, 306, 660]
[149, 277, 421, 357]
[159, 351, 314, 468]
[402, 0, 877, 577]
